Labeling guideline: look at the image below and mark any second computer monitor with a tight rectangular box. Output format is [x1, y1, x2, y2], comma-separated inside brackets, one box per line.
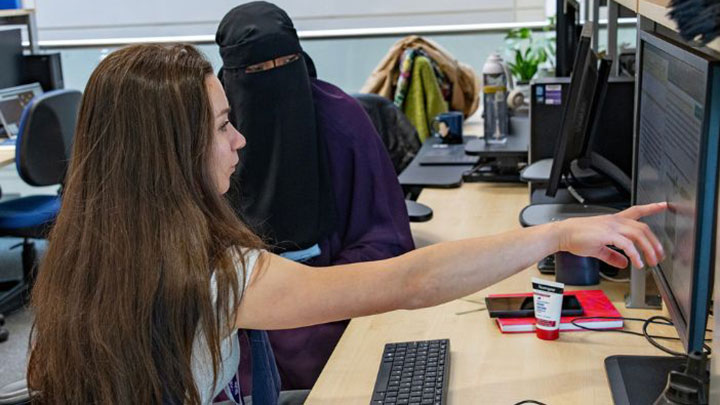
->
[546, 23, 600, 197]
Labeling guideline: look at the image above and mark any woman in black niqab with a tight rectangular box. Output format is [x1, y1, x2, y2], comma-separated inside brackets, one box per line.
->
[217, 1, 336, 253]
[217, 1, 415, 391]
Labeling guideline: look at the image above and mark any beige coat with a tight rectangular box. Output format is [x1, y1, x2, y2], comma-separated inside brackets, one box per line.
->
[361, 35, 480, 118]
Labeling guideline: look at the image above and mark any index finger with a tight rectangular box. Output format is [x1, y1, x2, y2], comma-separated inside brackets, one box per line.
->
[616, 202, 668, 220]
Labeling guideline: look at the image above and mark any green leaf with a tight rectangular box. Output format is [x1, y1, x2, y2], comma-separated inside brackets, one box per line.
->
[537, 48, 547, 63]
[505, 28, 522, 40]
[502, 25, 552, 82]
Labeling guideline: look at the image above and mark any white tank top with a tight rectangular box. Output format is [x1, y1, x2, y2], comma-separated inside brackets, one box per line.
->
[191, 249, 261, 404]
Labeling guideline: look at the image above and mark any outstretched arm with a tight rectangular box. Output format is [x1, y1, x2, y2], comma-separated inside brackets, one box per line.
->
[236, 203, 665, 330]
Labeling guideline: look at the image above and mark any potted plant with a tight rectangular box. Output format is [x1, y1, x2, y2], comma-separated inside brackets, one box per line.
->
[504, 21, 556, 87]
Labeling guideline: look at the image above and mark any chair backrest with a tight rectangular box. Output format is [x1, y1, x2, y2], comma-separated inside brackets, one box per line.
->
[353, 93, 420, 174]
[15, 90, 81, 187]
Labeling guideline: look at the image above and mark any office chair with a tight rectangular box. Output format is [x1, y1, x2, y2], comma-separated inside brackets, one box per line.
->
[353, 93, 421, 174]
[0, 90, 81, 315]
[353, 93, 432, 223]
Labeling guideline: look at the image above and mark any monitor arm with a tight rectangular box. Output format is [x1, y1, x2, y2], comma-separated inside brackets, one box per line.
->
[576, 151, 631, 195]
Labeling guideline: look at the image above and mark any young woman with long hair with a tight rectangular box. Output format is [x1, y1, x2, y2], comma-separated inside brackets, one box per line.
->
[27, 44, 665, 404]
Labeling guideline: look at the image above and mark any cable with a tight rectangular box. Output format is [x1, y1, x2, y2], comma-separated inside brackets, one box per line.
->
[455, 307, 487, 316]
[513, 401, 547, 405]
[642, 316, 687, 357]
[562, 173, 586, 204]
[455, 297, 487, 316]
[569, 316, 713, 357]
[570, 315, 679, 340]
[643, 315, 713, 356]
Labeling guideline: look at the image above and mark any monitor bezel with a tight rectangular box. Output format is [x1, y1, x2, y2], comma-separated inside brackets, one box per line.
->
[556, 0, 581, 77]
[633, 30, 720, 353]
[546, 25, 594, 197]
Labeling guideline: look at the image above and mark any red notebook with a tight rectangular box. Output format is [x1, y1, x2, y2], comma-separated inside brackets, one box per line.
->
[489, 289, 623, 333]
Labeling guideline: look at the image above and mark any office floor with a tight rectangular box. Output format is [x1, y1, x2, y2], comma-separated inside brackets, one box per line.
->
[0, 238, 45, 389]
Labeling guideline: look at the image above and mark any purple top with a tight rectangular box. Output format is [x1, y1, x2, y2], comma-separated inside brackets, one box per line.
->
[239, 79, 415, 391]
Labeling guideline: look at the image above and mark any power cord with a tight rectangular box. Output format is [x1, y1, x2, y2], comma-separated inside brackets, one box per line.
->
[513, 400, 548, 405]
[455, 297, 487, 315]
[569, 315, 712, 357]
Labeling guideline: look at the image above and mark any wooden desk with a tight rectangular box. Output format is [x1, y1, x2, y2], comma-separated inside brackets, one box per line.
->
[397, 136, 477, 189]
[614, 0, 638, 12]
[636, 0, 720, 53]
[0, 146, 14, 168]
[307, 183, 678, 404]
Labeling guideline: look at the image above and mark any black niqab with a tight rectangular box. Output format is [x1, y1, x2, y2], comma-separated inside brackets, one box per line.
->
[216, 1, 336, 252]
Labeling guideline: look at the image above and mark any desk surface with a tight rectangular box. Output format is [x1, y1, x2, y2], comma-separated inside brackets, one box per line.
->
[398, 116, 528, 188]
[0, 8, 34, 18]
[0, 146, 14, 168]
[398, 137, 476, 189]
[465, 116, 529, 157]
[625, 0, 720, 53]
[613, 0, 638, 12]
[307, 183, 678, 404]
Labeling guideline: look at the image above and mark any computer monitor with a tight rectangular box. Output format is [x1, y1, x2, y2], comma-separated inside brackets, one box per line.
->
[0, 29, 23, 90]
[556, 0, 581, 77]
[634, 30, 719, 354]
[546, 23, 615, 198]
[0, 83, 43, 139]
[605, 30, 720, 404]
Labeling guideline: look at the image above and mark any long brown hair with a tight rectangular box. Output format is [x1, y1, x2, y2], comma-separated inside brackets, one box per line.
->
[27, 44, 264, 404]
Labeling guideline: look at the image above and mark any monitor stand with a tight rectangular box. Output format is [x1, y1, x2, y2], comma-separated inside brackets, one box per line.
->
[520, 158, 602, 183]
[518, 203, 618, 227]
[605, 354, 708, 405]
[463, 116, 530, 182]
[530, 185, 629, 208]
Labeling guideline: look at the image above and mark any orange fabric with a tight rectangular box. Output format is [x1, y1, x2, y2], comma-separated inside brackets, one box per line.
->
[361, 35, 480, 118]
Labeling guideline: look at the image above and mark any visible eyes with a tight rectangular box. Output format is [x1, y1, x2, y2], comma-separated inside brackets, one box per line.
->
[244, 53, 301, 74]
[219, 120, 230, 132]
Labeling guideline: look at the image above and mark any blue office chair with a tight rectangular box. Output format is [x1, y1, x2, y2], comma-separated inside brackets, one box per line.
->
[0, 89, 81, 315]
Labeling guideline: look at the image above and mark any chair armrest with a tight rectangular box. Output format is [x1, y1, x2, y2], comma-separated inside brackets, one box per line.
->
[406, 200, 433, 223]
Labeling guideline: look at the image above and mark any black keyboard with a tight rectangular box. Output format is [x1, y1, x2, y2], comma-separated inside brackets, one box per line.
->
[370, 339, 450, 405]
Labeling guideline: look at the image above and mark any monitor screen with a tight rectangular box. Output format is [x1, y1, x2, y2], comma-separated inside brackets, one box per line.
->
[0, 83, 42, 138]
[0, 29, 23, 90]
[634, 31, 720, 353]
